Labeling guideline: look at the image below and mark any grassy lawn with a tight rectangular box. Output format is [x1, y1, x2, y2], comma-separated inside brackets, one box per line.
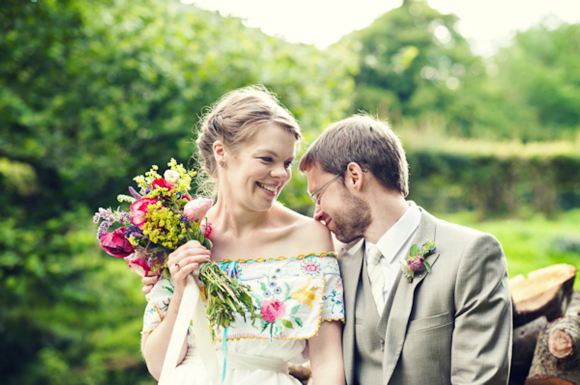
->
[436, 209, 580, 289]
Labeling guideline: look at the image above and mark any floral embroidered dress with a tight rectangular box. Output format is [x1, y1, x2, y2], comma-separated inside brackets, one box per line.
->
[142, 252, 344, 385]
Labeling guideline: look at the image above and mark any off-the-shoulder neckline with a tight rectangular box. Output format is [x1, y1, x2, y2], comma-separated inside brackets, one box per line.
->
[214, 251, 337, 264]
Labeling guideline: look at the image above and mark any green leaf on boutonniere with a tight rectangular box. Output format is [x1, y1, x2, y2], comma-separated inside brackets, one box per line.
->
[410, 244, 419, 257]
[424, 260, 432, 273]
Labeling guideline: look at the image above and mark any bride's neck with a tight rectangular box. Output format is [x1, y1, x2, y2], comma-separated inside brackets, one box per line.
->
[208, 199, 273, 238]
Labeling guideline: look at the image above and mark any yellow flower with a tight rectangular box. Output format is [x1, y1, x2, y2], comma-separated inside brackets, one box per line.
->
[291, 280, 320, 309]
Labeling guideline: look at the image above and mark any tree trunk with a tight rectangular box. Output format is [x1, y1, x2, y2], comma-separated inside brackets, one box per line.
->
[510, 264, 577, 327]
[510, 316, 548, 385]
[565, 291, 580, 318]
[525, 316, 580, 385]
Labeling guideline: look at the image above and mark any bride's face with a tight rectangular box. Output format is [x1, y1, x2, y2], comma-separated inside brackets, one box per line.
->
[221, 123, 297, 212]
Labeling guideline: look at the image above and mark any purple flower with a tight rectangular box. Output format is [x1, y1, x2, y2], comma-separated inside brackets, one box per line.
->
[124, 225, 143, 238]
[128, 186, 142, 199]
[97, 220, 112, 240]
[407, 256, 425, 273]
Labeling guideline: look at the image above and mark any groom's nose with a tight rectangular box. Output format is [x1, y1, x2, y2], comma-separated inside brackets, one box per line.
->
[313, 204, 326, 223]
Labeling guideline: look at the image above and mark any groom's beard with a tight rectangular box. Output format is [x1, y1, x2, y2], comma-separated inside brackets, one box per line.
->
[331, 189, 371, 244]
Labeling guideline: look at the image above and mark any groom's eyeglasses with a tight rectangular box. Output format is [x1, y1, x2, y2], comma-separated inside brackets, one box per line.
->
[309, 174, 342, 206]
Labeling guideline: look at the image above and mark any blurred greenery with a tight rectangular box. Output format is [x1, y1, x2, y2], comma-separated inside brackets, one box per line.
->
[438, 209, 580, 290]
[1, 0, 578, 383]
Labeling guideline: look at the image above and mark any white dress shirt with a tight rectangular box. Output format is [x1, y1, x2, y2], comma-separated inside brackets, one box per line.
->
[364, 201, 422, 307]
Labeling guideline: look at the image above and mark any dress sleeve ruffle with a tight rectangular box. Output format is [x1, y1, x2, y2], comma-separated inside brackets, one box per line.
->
[319, 257, 345, 323]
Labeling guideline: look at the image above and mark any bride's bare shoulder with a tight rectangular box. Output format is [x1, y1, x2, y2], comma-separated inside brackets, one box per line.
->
[275, 204, 333, 253]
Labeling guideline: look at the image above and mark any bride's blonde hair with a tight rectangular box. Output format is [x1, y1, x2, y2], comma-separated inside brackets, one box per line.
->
[195, 85, 301, 192]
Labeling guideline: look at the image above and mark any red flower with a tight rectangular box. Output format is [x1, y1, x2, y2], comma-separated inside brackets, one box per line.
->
[125, 253, 151, 277]
[260, 298, 286, 323]
[130, 198, 159, 228]
[201, 222, 212, 238]
[100, 228, 134, 258]
[151, 178, 174, 190]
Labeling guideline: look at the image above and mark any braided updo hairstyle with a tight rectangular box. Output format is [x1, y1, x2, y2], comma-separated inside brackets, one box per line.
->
[196, 86, 302, 191]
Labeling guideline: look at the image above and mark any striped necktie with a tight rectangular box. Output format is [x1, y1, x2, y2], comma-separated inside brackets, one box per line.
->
[367, 244, 385, 311]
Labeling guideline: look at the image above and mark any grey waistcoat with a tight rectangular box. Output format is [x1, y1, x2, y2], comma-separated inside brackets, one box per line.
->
[353, 259, 385, 385]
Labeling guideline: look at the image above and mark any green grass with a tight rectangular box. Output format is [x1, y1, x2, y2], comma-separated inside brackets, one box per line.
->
[436, 209, 580, 289]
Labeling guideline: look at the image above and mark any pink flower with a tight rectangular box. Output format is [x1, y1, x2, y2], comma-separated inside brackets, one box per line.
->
[130, 198, 158, 228]
[302, 261, 320, 275]
[125, 253, 151, 277]
[201, 222, 212, 238]
[260, 298, 286, 323]
[151, 178, 174, 190]
[100, 228, 134, 258]
[407, 256, 425, 273]
[183, 198, 213, 222]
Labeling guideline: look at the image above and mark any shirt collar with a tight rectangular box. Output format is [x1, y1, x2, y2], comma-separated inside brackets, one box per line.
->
[365, 201, 421, 263]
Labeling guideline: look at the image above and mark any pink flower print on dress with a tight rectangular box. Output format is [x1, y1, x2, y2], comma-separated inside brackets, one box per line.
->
[260, 298, 286, 323]
[301, 260, 320, 276]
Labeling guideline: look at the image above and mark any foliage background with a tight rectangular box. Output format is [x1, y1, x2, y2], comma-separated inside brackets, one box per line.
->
[1, 0, 578, 383]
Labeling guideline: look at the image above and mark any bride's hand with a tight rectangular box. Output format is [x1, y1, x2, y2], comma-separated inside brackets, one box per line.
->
[167, 240, 211, 293]
[141, 271, 161, 295]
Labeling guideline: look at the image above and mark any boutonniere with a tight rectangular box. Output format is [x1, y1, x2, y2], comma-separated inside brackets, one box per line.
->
[400, 239, 436, 283]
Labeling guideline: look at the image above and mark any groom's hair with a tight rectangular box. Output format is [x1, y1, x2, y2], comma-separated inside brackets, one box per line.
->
[299, 114, 409, 197]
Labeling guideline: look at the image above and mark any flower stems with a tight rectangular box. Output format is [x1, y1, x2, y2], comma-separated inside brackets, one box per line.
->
[198, 262, 260, 340]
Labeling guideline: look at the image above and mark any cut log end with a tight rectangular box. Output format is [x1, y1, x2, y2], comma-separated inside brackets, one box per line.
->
[549, 329, 575, 359]
[526, 316, 580, 385]
[510, 264, 577, 327]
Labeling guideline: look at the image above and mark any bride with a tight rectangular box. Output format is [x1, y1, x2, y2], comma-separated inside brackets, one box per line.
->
[140, 86, 345, 384]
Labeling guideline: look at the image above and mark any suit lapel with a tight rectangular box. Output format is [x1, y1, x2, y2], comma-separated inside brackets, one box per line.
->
[377, 208, 441, 383]
[338, 239, 364, 385]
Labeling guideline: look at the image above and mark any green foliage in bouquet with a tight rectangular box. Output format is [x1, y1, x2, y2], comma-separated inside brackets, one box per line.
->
[199, 263, 260, 340]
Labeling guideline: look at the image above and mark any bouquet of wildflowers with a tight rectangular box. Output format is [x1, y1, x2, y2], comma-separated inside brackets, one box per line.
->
[94, 158, 258, 338]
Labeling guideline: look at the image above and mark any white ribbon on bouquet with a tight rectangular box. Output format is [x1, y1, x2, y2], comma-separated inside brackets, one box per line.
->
[158, 275, 220, 385]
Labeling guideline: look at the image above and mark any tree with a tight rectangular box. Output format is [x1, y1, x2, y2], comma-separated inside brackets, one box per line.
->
[0, 0, 353, 383]
[493, 22, 580, 140]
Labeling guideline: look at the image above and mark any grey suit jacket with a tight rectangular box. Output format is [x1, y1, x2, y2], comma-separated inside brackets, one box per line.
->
[339, 208, 512, 385]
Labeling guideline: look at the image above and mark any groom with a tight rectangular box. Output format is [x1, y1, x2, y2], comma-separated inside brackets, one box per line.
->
[298, 115, 512, 385]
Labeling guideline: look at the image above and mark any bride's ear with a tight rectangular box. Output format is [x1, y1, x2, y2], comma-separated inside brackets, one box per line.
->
[213, 141, 227, 167]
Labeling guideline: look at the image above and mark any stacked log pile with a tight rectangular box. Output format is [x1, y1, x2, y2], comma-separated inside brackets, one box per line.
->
[509, 264, 579, 385]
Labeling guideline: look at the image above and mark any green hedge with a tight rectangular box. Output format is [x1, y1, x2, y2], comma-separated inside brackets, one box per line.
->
[405, 137, 580, 218]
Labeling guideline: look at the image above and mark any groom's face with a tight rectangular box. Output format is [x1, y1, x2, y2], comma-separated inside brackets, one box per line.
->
[306, 165, 371, 243]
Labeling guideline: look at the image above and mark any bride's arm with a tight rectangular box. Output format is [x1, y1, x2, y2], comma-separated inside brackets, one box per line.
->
[141, 240, 211, 379]
[308, 320, 346, 385]
[141, 291, 189, 380]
